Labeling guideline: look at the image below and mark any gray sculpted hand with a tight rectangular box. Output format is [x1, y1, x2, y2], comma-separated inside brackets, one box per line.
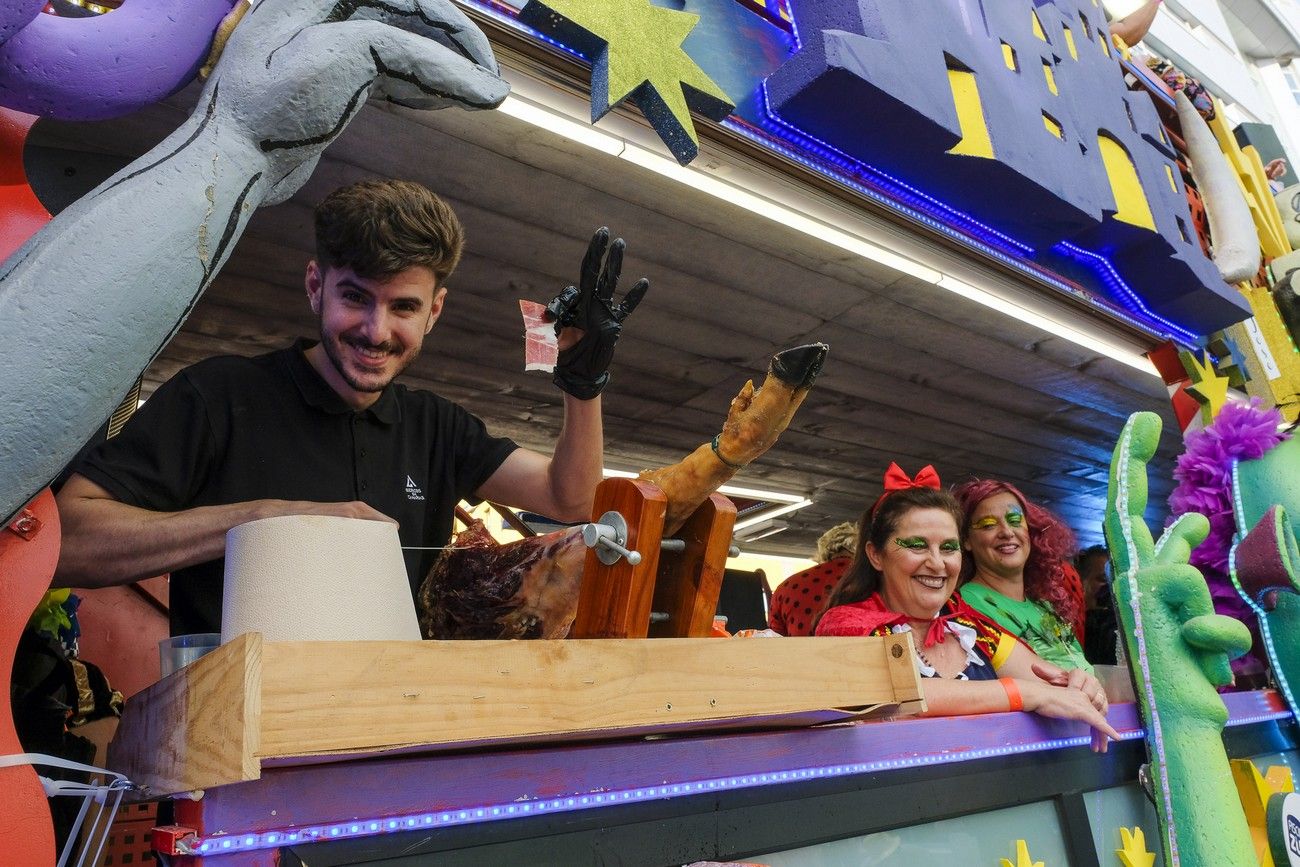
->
[0, 0, 510, 524]
[212, 0, 509, 199]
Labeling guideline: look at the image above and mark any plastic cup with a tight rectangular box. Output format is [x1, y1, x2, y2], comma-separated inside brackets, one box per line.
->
[158, 633, 221, 678]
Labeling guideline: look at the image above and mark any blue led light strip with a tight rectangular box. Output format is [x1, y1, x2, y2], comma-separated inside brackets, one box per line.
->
[727, 108, 1195, 347]
[755, 84, 1034, 258]
[1052, 241, 1201, 346]
[191, 731, 1144, 855]
[469, 0, 591, 59]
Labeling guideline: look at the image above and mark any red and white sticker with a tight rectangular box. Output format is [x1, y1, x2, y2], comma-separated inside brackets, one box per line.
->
[519, 299, 558, 372]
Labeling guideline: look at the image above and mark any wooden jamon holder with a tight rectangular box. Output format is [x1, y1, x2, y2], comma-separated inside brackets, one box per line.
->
[106, 479, 926, 798]
[569, 477, 737, 639]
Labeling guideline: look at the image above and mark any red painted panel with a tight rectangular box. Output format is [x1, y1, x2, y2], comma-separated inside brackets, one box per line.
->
[0, 490, 59, 865]
[76, 577, 169, 700]
[0, 107, 51, 262]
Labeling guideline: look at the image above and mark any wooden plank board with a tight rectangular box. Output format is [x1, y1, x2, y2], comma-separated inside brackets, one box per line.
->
[255, 637, 924, 759]
[106, 632, 262, 797]
[109, 635, 924, 796]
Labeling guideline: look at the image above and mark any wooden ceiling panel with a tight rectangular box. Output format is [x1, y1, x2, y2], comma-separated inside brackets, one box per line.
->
[74, 92, 1184, 559]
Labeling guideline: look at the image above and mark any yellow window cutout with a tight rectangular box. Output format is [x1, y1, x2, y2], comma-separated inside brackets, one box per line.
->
[1099, 32, 1111, 56]
[1098, 134, 1155, 230]
[947, 68, 994, 159]
[1063, 26, 1078, 59]
[1043, 61, 1058, 95]
[1165, 163, 1178, 193]
[1043, 113, 1062, 138]
[1001, 41, 1018, 71]
[1032, 10, 1046, 40]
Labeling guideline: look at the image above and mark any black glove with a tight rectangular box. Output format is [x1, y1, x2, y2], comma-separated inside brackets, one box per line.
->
[547, 227, 649, 400]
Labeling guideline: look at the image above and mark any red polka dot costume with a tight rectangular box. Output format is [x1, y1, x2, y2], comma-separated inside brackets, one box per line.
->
[767, 556, 850, 636]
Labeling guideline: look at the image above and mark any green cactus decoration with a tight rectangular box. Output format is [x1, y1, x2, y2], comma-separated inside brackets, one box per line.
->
[1232, 436, 1300, 717]
[1104, 412, 1254, 866]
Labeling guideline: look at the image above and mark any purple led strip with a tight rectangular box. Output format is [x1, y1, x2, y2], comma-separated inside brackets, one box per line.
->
[190, 729, 1142, 856]
[188, 698, 1293, 857]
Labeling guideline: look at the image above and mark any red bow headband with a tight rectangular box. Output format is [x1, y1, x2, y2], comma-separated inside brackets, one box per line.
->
[871, 462, 941, 516]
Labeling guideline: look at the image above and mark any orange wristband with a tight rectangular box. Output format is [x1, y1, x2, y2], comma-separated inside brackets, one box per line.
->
[999, 677, 1023, 712]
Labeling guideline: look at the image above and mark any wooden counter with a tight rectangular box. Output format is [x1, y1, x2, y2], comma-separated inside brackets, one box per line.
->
[108, 632, 924, 797]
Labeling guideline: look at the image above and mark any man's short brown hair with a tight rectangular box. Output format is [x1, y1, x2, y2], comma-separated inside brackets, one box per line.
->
[314, 179, 464, 284]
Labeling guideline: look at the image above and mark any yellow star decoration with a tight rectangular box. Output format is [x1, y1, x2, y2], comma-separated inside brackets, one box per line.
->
[1230, 758, 1294, 867]
[1116, 827, 1156, 867]
[518, 0, 734, 164]
[999, 839, 1044, 867]
[1180, 349, 1232, 425]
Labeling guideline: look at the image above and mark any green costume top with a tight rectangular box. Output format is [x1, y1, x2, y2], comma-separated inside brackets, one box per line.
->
[960, 581, 1094, 674]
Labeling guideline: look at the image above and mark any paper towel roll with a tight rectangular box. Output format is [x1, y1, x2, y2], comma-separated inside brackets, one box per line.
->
[221, 514, 421, 643]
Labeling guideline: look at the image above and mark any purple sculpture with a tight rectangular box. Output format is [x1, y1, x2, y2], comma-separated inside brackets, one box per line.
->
[0, 0, 239, 121]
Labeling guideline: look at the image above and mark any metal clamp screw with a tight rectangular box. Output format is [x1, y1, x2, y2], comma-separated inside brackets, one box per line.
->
[580, 511, 643, 566]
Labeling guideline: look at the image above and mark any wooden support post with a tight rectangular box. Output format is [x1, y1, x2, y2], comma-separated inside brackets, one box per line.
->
[569, 478, 667, 638]
[650, 493, 737, 638]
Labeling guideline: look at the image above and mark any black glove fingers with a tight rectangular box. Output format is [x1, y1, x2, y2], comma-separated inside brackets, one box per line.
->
[615, 278, 649, 322]
[546, 284, 581, 333]
[552, 227, 642, 400]
[598, 238, 625, 302]
[581, 228, 610, 296]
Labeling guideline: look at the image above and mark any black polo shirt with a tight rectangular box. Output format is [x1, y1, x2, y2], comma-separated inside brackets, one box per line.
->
[76, 340, 518, 636]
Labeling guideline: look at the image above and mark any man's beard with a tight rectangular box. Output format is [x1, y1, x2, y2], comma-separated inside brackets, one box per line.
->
[321, 329, 417, 393]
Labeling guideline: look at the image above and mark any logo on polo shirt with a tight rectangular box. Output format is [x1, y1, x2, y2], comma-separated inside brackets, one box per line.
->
[405, 475, 425, 502]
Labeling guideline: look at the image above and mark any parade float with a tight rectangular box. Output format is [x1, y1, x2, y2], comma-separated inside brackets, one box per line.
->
[4, 1, 1300, 865]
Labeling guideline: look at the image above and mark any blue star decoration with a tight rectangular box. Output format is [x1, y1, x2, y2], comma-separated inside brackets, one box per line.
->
[518, 0, 735, 164]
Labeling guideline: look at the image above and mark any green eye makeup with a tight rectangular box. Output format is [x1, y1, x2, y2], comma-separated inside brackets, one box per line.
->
[893, 537, 961, 552]
[972, 509, 1026, 529]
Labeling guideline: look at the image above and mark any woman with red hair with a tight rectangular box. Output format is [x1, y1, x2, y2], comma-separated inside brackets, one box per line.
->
[952, 479, 1092, 674]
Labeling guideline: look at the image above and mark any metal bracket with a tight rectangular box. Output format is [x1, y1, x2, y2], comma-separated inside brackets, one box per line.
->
[152, 825, 200, 856]
[581, 510, 642, 566]
[6, 507, 41, 541]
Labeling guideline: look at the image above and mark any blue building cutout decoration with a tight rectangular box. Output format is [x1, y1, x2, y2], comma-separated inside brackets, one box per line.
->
[761, 0, 1247, 336]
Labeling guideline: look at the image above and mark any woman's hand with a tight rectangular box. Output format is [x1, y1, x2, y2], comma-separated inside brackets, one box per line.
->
[1018, 675, 1119, 753]
[997, 642, 1109, 714]
[1031, 661, 1108, 715]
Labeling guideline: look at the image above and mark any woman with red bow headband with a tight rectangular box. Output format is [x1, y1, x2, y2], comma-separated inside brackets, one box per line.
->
[814, 464, 1116, 751]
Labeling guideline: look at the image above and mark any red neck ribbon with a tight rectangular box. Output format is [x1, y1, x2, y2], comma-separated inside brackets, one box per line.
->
[871, 462, 942, 516]
[850, 593, 963, 647]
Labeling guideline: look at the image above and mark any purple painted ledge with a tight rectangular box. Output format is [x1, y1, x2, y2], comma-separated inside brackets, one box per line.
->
[180, 690, 1290, 856]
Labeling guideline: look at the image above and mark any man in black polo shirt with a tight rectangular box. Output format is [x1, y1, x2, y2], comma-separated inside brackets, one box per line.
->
[52, 179, 647, 635]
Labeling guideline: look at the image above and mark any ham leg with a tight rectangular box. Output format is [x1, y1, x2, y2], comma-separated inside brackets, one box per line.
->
[639, 343, 827, 534]
[418, 521, 587, 639]
[417, 342, 828, 638]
